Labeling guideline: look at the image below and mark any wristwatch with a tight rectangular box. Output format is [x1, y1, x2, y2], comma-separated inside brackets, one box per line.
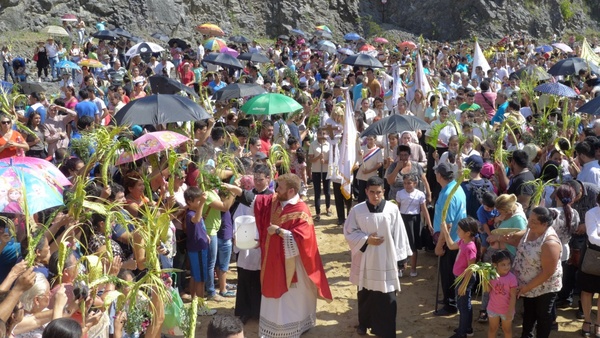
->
[275, 228, 282, 236]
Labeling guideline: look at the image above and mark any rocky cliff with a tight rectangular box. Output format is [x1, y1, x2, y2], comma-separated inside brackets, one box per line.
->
[0, 0, 597, 41]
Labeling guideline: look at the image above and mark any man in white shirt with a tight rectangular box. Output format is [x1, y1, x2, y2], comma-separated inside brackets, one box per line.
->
[197, 41, 205, 62]
[155, 58, 175, 78]
[249, 40, 263, 54]
[45, 37, 59, 80]
[575, 139, 600, 186]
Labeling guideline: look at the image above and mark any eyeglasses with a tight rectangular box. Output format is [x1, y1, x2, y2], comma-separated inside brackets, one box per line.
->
[1, 121, 11, 125]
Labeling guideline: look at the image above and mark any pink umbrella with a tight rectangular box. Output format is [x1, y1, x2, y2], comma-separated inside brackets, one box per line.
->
[61, 14, 77, 22]
[398, 41, 418, 50]
[358, 44, 376, 52]
[0, 156, 71, 188]
[220, 47, 239, 58]
[373, 37, 388, 44]
[116, 131, 189, 165]
[552, 42, 573, 53]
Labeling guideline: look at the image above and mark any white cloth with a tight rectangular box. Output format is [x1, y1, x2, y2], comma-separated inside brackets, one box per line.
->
[584, 206, 600, 247]
[395, 189, 425, 215]
[344, 202, 412, 293]
[578, 160, 600, 186]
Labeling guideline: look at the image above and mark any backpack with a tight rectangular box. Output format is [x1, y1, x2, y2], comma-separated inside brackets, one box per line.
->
[463, 178, 494, 218]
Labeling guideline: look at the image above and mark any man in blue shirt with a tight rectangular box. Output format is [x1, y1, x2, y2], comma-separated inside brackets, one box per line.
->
[75, 89, 99, 124]
[23, 92, 47, 124]
[352, 75, 364, 109]
[490, 92, 509, 124]
[433, 162, 467, 316]
[208, 72, 226, 91]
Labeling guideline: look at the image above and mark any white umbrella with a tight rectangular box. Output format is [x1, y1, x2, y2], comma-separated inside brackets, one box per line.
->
[552, 42, 573, 53]
[42, 26, 69, 37]
[125, 42, 165, 58]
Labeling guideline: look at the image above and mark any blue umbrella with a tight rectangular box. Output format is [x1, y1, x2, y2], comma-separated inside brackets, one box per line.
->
[577, 95, 600, 115]
[344, 32, 362, 41]
[337, 47, 354, 55]
[535, 45, 553, 53]
[56, 60, 81, 70]
[290, 28, 306, 37]
[0, 81, 13, 93]
[534, 82, 577, 98]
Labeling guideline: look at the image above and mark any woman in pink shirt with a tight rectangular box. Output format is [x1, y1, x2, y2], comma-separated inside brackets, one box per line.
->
[475, 80, 497, 120]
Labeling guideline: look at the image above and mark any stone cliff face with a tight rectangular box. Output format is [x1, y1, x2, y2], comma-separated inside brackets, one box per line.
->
[0, 0, 596, 41]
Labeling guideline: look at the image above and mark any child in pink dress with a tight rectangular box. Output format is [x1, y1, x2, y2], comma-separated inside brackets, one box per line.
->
[488, 250, 518, 338]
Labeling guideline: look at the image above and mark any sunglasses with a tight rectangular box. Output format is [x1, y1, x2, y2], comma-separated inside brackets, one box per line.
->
[1, 121, 11, 125]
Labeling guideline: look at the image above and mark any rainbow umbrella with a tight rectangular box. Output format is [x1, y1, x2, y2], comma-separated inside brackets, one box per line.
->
[197, 23, 224, 37]
[79, 59, 104, 68]
[116, 131, 189, 165]
[204, 38, 227, 52]
[315, 25, 332, 33]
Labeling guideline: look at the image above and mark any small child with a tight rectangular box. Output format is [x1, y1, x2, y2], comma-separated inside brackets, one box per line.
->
[288, 137, 308, 198]
[440, 217, 480, 338]
[477, 191, 499, 256]
[395, 173, 433, 277]
[487, 250, 517, 338]
[183, 186, 215, 316]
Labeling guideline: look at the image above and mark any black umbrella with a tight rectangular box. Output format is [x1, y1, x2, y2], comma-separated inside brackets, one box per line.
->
[111, 28, 133, 39]
[229, 36, 252, 44]
[577, 96, 600, 115]
[91, 30, 119, 41]
[148, 75, 199, 98]
[213, 83, 267, 101]
[340, 54, 384, 68]
[130, 36, 144, 44]
[18, 82, 45, 95]
[151, 32, 170, 43]
[513, 65, 552, 81]
[168, 38, 190, 49]
[547, 57, 600, 76]
[114, 94, 210, 126]
[360, 115, 431, 137]
[203, 52, 243, 69]
[237, 52, 270, 63]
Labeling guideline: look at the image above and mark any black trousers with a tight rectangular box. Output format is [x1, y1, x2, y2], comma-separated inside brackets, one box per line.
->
[312, 172, 331, 215]
[521, 292, 557, 338]
[357, 179, 368, 204]
[333, 182, 352, 224]
[358, 288, 396, 338]
[234, 267, 261, 319]
[173, 229, 188, 293]
[440, 248, 458, 310]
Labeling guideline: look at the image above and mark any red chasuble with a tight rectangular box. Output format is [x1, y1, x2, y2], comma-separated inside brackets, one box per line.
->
[254, 194, 333, 302]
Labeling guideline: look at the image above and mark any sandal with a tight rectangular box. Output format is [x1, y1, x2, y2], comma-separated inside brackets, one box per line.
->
[581, 321, 592, 337]
[477, 310, 488, 323]
[219, 290, 236, 298]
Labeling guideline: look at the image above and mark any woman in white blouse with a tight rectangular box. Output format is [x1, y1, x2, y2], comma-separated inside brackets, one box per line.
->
[580, 193, 600, 337]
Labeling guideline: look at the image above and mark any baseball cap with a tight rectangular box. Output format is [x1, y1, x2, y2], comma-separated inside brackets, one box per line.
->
[480, 162, 495, 179]
[465, 155, 484, 173]
[435, 162, 454, 179]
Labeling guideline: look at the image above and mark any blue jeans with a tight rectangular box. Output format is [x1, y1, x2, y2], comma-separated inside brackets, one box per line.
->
[216, 238, 232, 272]
[456, 277, 475, 335]
[48, 56, 59, 78]
[3, 62, 14, 82]
[205, 234, 218, 296]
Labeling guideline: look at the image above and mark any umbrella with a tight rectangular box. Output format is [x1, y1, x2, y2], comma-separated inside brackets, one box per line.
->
[18, 82, 45, 94]
[42, 26, 69, 37]
[148, 75, 199, 98]
[576, 96, 600, 115]
[0, 157, 69, 215]
[130, 36, 144, 44]
[340, 54, 383, 68]
[125, 42, 165, 58]
[513, 65, 551, 81]
[552, 42, 573, 53]
[547, 57, 600, 76]
[56, 60, 81, 71]
[237, 52, 270, 63]
[168, 38, 190, 49]
[360, 115, 431, 137]
[344, 32, 361, 41]
[116, 131, 189, 165]
[398, 41, 418, 50]
[313, 30, 333, 39]
[213, 83, 267, 101]
[278, 35, 289, 41]
[358, 44, 376, 52]
[318, 41, 336, 54]
[290, 29, 306, 37]
[61, 14, 77, 22]
[151, 32, 170, 43]
[315, 25, 332, 33]
[534, 82, 578, 98]
[1, 157, 71, 188]
[197, 23, 224, 37]
[220, 47, 239, 58]
[0, 81, 13, 93]
[229, 36, 252, 44]
[241, 93, 302, 115]
[79, 59, 104, 68]
[112, 28, 133, 39]
[114, 94, 211, 126]
[203, 52, 243, 69]
[204, 38, 227, 52]
[337, 47, 354, 56]
[535, 45, 553, 53]
[373, 37, 389, 44]
[91, 30, 119, 41]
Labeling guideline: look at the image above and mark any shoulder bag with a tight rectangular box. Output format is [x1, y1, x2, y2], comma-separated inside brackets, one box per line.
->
[581, 241, 600, 276]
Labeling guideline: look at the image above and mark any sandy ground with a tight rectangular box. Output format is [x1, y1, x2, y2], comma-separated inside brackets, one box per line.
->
[193, 192, 587, 338]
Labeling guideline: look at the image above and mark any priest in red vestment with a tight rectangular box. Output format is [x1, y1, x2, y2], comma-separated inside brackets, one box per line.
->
[252, 173, 333, 338]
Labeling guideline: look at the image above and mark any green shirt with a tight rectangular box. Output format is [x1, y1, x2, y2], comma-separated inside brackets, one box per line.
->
[499, 214, 527, 255]
[202, 190, 222, 236]
[458, 102, 481, 111]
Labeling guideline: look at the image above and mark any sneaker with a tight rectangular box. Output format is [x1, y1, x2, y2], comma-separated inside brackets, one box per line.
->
[198, 306, 217, 316]
[37, 78, 41, 83]
[398, 270, 403, 278]
[409, 271, 418, 277]
[453, 328, 474, 337]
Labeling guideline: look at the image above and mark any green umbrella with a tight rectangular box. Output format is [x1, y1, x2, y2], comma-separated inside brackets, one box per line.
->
[240, 93, 303, 115]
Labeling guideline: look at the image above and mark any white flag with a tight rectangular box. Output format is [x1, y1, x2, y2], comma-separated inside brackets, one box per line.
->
[471, 40, 491, 79]
[339, 90, 357, 199]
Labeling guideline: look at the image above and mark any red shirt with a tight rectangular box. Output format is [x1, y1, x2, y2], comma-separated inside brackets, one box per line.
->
[260, 138, 271, 154]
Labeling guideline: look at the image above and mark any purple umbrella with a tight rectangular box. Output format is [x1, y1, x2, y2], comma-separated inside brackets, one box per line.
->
[220, 47, 239, 58]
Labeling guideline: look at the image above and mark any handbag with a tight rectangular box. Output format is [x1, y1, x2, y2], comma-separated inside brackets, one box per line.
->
[580, 242, 600, 276]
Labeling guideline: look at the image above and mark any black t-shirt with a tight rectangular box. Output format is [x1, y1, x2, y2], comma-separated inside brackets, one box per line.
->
[507, 170, 535, 197]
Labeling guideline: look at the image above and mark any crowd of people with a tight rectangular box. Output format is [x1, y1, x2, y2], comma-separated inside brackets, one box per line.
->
[1, 20, 600, 338]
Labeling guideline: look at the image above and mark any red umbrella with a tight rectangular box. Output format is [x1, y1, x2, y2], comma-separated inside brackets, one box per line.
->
[398, 41, 417, 50]
[358, 44, 376, 52]
[61, 14, 77, 22]
[373, 37, 388, 44]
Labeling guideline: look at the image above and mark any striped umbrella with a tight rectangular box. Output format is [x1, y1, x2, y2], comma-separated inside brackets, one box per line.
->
[204, 38, 227, 52]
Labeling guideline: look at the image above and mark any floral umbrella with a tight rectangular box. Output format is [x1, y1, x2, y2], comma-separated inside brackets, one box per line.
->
[0, 157, 69, 215]
[116, 131, 189, 165]
[204, 38, 227, 52]
[197, 23, 224, 37]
